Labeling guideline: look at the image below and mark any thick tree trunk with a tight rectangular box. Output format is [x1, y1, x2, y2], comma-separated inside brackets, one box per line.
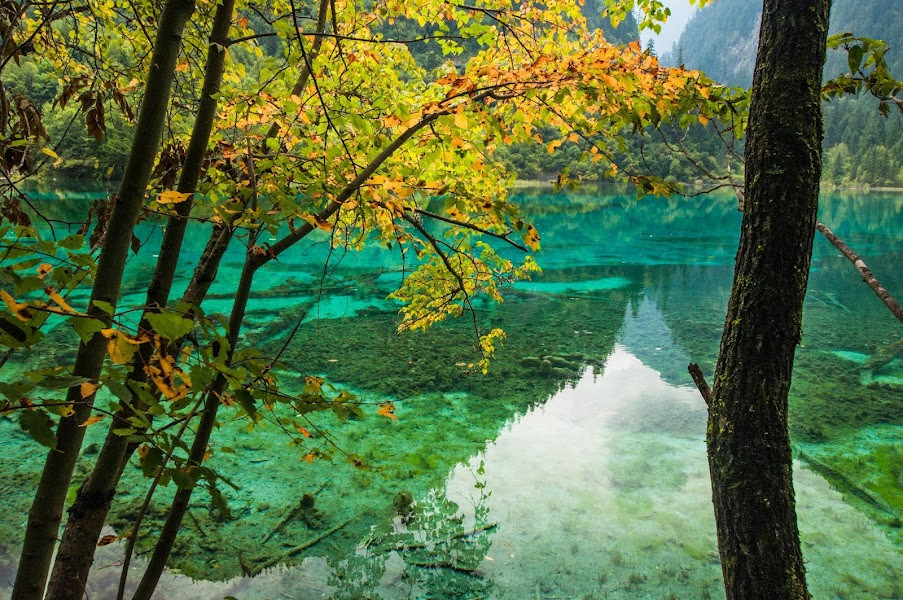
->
[707, 1, 830, 599]
[11, 3, 196, 598]
[43, 3, 234, 598]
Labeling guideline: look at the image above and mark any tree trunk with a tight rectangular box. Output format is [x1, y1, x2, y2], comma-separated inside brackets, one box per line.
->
[131, 258, 257, 600]
[11, 3, 196, 598]
[43, 3, 234, 598]
[707, 1, 830, 599]
[43, 7, 336, 595]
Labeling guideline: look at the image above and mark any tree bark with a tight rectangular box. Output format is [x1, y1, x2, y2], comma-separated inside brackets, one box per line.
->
[43, 3, 234, 598]
[11, 3, 196, 598]
[131, 258, 257, 600]
[41, 7, 336, 596]
[707, 1, 830, 599]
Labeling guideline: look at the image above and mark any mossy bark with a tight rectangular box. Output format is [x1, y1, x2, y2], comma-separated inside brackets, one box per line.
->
[707, 1, 830, 599]
[42, 3, 234, 598]
[10, 3, 196, 598]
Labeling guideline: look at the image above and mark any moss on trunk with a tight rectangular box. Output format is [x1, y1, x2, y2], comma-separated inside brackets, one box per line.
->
[707, 1, 831, 598]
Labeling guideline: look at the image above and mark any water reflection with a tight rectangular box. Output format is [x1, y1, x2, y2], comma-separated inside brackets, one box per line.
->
[2, 189, 902, 599]
[441, 342, 901, 599]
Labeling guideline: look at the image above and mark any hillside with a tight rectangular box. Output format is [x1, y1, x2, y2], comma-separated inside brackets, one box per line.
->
[666, 0, 903, 86]
[663, 0, 903, 187]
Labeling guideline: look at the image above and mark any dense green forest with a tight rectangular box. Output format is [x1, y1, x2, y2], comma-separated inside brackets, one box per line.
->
[7, 0, 896, 188]
[661, 0, 903, 187]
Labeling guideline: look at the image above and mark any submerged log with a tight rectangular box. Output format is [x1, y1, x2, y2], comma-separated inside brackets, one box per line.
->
[252, 516, 355, 574]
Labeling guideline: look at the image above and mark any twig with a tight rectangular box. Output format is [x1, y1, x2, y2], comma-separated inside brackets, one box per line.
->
[262, 486, 324, 544]
[407, 560, 480, 575]
[187, 509, 207, 538]
[688, 363, 713, 407]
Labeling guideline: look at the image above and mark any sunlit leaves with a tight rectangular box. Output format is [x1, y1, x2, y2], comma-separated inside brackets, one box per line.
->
[0, 0, 728, 477]
[101, 328, 143, 365]
[156, 191, 192, 205]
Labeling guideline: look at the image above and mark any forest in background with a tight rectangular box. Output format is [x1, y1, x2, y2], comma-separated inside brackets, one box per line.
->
[5, 0, 899, 188]
[661, 0, 903, 187]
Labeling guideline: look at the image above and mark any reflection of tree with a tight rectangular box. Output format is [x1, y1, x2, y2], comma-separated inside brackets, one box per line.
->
[327, 476, 495, 600]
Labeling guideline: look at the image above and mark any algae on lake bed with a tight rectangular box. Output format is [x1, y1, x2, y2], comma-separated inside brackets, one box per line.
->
[1, 190, 901, 599]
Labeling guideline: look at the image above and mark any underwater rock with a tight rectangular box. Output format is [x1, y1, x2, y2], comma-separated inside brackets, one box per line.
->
[518, 352, 586, 377]
[393, 490, 414, 521]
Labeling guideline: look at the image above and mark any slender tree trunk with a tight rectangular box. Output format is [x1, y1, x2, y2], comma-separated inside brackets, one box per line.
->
[129, 17, 474, 595]
[132, 258, 257, 600]
[42, 9, 335, 595]
[43, 3, 234, 598]
[707, 1, 830, 598]
[10, 3, 196, 598]
[130, 95, 466, 598]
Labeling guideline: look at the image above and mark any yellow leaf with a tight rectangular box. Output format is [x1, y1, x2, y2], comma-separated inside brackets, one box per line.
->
[377, 403, 398, 421]
[102, 329, 140, 365]
[80, 382, 99, 399]
[45, 287, 81, 315]
[80, 415, 105, 427]
[698, 113, 710, 126]
[41, 147, 60, 160]
[0, 290, 31, 322]
[293, 423, 312, 438]
[157, 191, 192, 205]
[37, 263, 52, 279]
[302, 214, 333, 231]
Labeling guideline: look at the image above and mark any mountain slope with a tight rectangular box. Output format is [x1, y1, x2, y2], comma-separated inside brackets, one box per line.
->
[665, 0, 903, 187]
[667, 0, 903, 86]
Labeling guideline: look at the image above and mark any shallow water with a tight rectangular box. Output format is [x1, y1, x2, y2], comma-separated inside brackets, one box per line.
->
[1, 187, 902, 599]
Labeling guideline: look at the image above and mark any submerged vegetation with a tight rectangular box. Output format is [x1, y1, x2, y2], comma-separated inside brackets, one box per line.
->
[0, 0, 900, 599]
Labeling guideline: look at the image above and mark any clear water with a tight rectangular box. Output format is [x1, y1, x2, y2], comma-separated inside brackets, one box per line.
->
[1, 187, 901, 599]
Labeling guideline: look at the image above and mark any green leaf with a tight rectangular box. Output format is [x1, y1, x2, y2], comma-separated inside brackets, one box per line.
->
[69, 316, 106, 343]
[145, 312, 194, 341]
[104, 379, 133, 406]
[92, 300, 116, 316]
[37, 374, 90, 391]
[140, 446, 164, 477]
[234, 388, 257, 419]
[848, 45, 864, 74]
[58, 234, 84, 250]
[20, 410, 56, 448]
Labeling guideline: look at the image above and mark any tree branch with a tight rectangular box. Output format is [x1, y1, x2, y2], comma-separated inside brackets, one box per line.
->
[816, 221, 903, 325]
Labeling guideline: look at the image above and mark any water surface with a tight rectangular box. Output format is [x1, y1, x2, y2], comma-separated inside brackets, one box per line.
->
[1, 187, 901, 599]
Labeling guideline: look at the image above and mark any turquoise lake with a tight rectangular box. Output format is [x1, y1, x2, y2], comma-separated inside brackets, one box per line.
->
[1, 187, 901, 599]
